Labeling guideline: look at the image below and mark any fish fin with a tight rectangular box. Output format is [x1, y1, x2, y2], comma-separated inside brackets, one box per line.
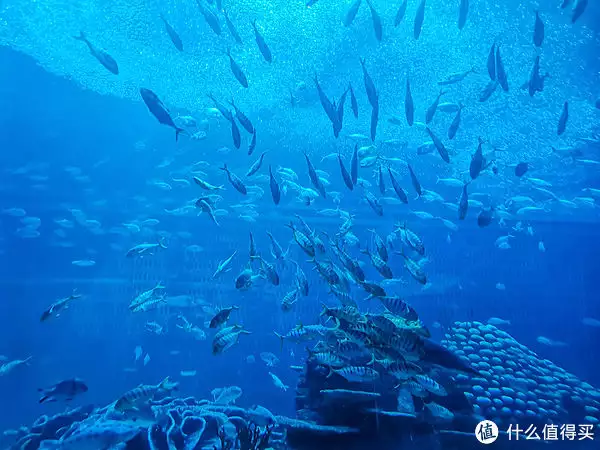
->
[175, 127, 186, 142]
[73, 31, 86, 41]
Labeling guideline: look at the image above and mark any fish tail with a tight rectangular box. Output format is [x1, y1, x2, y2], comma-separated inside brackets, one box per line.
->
[73, 31, 86, 41]
[220, 164, 228, 172]
[39, 395, 51, 404]
[175, 127, 185, 142]
[158, 237, 168, 249]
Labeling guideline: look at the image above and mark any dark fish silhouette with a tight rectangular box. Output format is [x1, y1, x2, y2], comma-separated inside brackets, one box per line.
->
[160, 14, 183, 51]
[533, 10, 544, 48]
[140, 88, 185, 141]
[39, 378, 88, 403]
[343, 0, 362, 27]
[458, 0, 469, 30]
[269, 166, 281, 205]
[557, 101, 569, 136]
[73, 32, 119, 75]
[196, 0, 221, 35]
[515, 162, 528, 177]
[414, 0, 426, 40]
[252, 20, 272, 63]
[226, 48, 249, 88]
[223, 9, 243, 45]
[487, 42, 496, 81]
[394, 0, 408, 27]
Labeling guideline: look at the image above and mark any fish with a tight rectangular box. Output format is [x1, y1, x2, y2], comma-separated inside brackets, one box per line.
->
[213, 251, 237, 278]
[338, 153, 354, 191]
[458, 0, 469, 30]
[139, 88, 185, 141]
[370, 104, 379, 141]
[247, 151, 268, 177]
[438, 69, 475, 86]
[221, 164, 246, 195]
[572, 0, 588, 24]
[303, 151, 326, 198]
[230, 118, 241, 149]
[405, 76, 414, 126]
[207, 93, 233, 122]
[360, 58, 378, 109]
[349, 83, 358, 118]
[447, 103, 464, 140]
[364, 190, 383, 216]
[407, 164, 422, 197]
[343, 0, 362, 27]
[515, 162, 528, 177]
[365, 0, 382, 42]
[73, 31, 119, 75]
[38, 378, 88, 403]
[388, 168, 408, 204]
[479, 80, 498, 102]
[251, 20, 272, 63]
[477, 207, 495, 227]
[225, 48, 249, 88]
[414, 0, 426, 40]
[228, 99, 254, 133]
[223, 9, 243, 45]
[193, 177, 224, 191]
[425, 90, 445, 124]
[209, 306, 239, 328]
[458, 182, 469, 220]
[115, 377, 177, 411]
[248, 129, 257, 155]
[269, 165, 281, 205]
[487, 42, 496, 81]
[425, 127, 450, 163]
[40, 291, 83, 322]
[533, 10, 544, 47]
[196, 0, 221, 35]
[351, 144, 359, 185]
[495, 46, 508, 92]
[126, 238, 168, 257]
[557, 101, 569, 135]
[394, 0, 408, 26]
[160, 14, 183, 51]
[469, 137, 486, 180]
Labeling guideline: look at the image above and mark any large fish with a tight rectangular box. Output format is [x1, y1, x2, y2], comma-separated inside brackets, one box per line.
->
[140, 88, 185, 141]
[73, 32, 119, 75]
[39, 378, 88, 403]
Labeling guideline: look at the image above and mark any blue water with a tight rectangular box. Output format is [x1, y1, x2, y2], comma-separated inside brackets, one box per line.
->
[1, 2, 600, 448]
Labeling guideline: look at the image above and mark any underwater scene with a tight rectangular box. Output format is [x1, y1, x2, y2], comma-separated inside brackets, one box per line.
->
[0, 0, 600, 449]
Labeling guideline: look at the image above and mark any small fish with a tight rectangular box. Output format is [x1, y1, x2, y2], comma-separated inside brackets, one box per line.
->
[458, 183, 469, 220]
[160, 14, 183, 51]
[351, 145, 359, 185]
[115, 377, 177, 411]
[572, 0, 588, 24]
[405, 76, 414, 126]
[228, 99, 254, 133]
[72, 259, 96, 267]
[365, 0, 382, 42]
[269, 372, 289, 391]
[213, 251, 237, 278]
[196, 0, 221, 35]
[425, 90, 445, 124]
[360, 58, 378, 110]
[251, 20, 272, 63]
[515, 162, 528, 177]
[209, 306, 239, 328]
[414, 0, 426, 40]
[225, 48, 249, 88]
[388, 168, 408, 204]
[38, 378, 88, 404]
[557, 101, 569, 136]
[40, 291, 83, 322]
[447, 103, 464, 140]
[533, 10, 544, 47]
[248, 129, 257, 156]
[487, 42, 496, 81]
[425, 127, 450, 163]
[143, 354, 151, 366]
[479, 80, 498, 102]
[407, 164, 422, 197]
[221, 164, 247, 195]
[223, 9, 243, 45]
[343, 0, 362, 27]
[477, 207, 495, 227]
[247, 152, 268, 177]
[303, 151, 326, 198]
[495, 46, 509, 92]
[349, 83, 358, 118]
[230, 118, 241, 149]
[268, 165, 281, 205]
[73, 31, 119, 75]
[394, 0, 408, 26]
[458, 0, 469, 30]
